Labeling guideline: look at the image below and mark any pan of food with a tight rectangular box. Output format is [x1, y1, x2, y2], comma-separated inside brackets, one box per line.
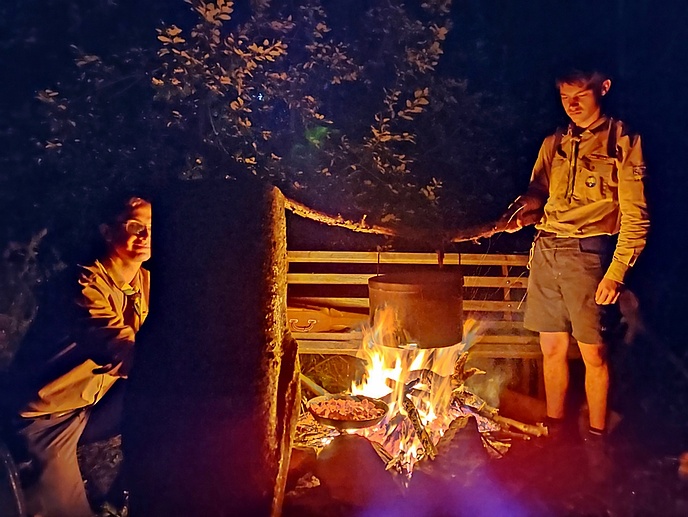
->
[306, 393, 389, 430]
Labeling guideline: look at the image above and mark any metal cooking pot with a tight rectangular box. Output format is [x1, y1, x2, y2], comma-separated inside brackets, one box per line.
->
[368, 270, 463, 348]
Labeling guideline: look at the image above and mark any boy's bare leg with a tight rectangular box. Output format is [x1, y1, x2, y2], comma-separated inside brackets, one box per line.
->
[540, 331, 571, 419]
[578, 342, 609, 431]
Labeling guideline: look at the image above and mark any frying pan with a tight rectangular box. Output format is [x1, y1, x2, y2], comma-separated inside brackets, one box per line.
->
[306, 393, 389, 430]
[300, 374, 389, 430]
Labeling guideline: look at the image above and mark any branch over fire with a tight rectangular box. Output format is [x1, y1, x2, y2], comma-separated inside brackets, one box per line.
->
[284, 195, 535, 244]
[284, 196, 398, 237]
[445, 210, 543, 243]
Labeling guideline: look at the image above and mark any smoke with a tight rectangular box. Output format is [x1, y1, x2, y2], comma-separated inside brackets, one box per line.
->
[464, 358, 514, 408]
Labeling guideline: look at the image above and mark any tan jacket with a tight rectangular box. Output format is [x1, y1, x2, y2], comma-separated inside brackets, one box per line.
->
[18, 260, 150, 417]
[520, 116, 649, 282]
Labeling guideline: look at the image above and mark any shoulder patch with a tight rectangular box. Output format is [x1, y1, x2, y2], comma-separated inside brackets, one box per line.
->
[632, 165, 646, 180]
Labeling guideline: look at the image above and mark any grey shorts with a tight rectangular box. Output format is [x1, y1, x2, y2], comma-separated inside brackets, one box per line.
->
[524, 234, 614, 344]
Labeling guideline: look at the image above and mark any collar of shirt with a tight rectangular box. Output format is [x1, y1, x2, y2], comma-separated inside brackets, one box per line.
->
[560, 116, 612, 154]
[94, 260, 144, 319]
[94, 259, 142, 297]
[567, 115, 609, 137]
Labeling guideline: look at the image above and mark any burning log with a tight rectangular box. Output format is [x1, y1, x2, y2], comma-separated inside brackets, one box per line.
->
[124, 180, 299, 516]
[435, 414, 471, 453]
[451, 352, 485, 386]
[454, 389, 548, 437]
[450, 351, 547, 437]
[401, 394, 437, 460]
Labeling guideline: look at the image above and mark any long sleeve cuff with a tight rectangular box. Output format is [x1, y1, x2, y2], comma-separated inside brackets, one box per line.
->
[604, 259, 629, 283]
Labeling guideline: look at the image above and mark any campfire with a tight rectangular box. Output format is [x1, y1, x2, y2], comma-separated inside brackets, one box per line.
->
[296, 305, 548, 482]
[348, 306, 479, 475]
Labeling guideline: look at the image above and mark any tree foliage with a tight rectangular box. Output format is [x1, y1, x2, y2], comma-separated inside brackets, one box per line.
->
[32, 0, 518, 234]
[0, 0, 533, 357]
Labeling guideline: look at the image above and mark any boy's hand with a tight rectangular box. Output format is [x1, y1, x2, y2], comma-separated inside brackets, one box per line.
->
[501, 204, 526, 232]
[595, 277, 622, 305]
[498, 195, 543, 233]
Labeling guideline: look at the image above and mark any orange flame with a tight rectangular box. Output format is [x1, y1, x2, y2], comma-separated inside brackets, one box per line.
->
[350, 305, 483, 473]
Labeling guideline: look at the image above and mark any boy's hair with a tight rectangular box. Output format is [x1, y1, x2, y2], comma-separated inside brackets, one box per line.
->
[100, 191, 152, 227]
[555, 67, 611, 90]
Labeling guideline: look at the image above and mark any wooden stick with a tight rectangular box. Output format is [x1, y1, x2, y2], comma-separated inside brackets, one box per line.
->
[491, 414, 548, 437]
[445, 211, 542, 244]
[283, 195, 538, 244]
[454, 389, 548, 438]
[284, 196, 398, 237]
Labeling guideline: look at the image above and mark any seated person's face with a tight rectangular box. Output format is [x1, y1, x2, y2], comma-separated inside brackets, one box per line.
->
[108, 202, 152, 264]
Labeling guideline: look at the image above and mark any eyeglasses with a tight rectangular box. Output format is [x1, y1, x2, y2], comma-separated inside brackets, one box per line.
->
[123, 220, 152, 238]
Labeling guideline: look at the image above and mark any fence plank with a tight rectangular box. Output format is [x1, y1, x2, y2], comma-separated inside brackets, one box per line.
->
[288, 273, 528, 289]
[289, 297, 529, 312]
[295, 340, 543, 359]
[288, 251, 529, 267]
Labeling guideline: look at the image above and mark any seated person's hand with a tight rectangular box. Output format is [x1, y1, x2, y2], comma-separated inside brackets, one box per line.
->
[92, 345, 133, 377]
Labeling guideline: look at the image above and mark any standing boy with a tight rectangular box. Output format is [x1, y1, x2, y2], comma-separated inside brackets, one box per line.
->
[504, 67, 649, 442]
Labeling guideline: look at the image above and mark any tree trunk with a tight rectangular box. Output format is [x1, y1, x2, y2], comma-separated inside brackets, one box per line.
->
[124, 179, 299, 516]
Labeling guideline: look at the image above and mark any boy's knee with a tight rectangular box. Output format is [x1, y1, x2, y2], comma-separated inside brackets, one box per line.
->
[579, 345, 607, 368]
[540, 333, 570, 360]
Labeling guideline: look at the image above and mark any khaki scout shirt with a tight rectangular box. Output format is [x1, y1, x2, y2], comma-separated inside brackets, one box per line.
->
[19, 260, 150, 418]
[523, 116, 649, 282]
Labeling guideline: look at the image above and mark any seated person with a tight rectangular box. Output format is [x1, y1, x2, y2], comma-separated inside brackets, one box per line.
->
[3, 193, 151, 517]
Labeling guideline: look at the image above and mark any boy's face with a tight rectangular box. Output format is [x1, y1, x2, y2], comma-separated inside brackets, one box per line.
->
[107, 201, 152, 264]
[558, 80, 610, 128]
